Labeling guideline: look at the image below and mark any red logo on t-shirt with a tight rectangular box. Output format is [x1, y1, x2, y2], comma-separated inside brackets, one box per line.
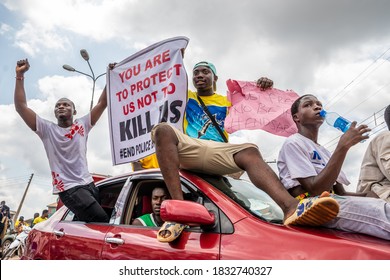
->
[65, 122, 85, 139]
[52, 171, 65, 192]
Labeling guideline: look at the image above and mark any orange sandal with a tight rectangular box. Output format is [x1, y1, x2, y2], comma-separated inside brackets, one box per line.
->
[157, 221, 187, 243]
[284, 194, 339, 227]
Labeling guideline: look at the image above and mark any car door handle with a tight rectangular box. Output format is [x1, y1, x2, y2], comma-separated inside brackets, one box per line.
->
[105, 237, 124, 245]
[53, 230, 65, 237]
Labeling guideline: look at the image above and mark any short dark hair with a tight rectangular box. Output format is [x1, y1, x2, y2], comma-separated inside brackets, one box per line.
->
[290, 94, 316, 116]
[57, 98, 76, 111]
[42, 209, 49, 215]
[385, 105, 390, 130]
[152, 186, 170, 196]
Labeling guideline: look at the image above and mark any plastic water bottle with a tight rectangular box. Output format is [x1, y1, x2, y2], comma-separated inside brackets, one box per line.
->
[319, 110, 351, 133]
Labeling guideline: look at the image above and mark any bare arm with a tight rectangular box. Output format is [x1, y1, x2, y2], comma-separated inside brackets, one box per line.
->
[334, 182, 376, 197]
[297, 122, 370, 196]
[14, 59, 37, 131]
[132, 161, 144, 171]
[90, 63, 116, 126]
[131, 218, 144, 226]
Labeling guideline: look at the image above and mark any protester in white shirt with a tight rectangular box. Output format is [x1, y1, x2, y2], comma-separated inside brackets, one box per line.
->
[14, 59, 115, 222]
[278, 94, 390, 240]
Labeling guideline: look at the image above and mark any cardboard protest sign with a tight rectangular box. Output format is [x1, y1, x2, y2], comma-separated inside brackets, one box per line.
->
[107, 36, 189, 165]
[225, 79, 299, 137]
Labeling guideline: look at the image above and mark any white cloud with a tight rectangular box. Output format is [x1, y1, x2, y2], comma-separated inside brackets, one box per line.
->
[0, 22, 11, 34]
[14, 22, 71, 57]
[2, 0, 390, 218]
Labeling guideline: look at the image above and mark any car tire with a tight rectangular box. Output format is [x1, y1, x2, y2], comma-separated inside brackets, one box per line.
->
[17, 245, 24, 258]
[2, 246, 17, 260]
[1, 239, 12, 254]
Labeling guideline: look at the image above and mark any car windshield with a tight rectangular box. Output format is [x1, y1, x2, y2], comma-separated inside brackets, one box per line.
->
[198, 174, 284, 224]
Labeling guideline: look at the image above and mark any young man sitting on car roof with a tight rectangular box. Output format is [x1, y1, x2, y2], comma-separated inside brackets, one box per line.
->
[152, 63, 342, 243]
[277, 94, 390, 240]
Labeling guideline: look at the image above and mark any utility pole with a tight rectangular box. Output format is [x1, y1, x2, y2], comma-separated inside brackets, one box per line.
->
[14, 173, 34, 222]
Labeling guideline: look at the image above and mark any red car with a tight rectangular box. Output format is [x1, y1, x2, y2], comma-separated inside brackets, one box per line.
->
[22, 169, 390, 260]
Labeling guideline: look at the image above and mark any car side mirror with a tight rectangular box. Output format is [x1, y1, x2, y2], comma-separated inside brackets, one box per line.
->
[160, 200, 215, 226]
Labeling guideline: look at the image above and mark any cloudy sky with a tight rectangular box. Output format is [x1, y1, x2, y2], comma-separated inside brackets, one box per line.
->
[1, 0, 390, 220]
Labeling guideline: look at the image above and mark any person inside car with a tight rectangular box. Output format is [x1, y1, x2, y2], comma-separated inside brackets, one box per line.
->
[14, 59, 116, 223]
[277, 94, 390, 240]
[132, 187, 171, 227]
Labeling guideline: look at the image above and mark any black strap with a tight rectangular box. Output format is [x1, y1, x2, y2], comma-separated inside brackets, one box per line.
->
[197, 95, 228, 143]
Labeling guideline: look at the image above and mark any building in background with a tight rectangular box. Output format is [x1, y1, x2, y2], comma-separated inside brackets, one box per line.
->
[47, 202, 57, 217]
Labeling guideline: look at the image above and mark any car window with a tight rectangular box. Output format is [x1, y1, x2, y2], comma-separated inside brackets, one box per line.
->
[99, 181, 125, 219]
[60, 179, 127, 223]
[122, 179, 195, 225]
[119, 177, 225, 234]
[198, 174, 284, 223]
[129, 179, 168, 225]
[121, 178, 203, 226]
[62, 210, 76, 221]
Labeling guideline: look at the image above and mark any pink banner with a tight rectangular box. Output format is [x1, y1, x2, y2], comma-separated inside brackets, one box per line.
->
[225, 79, 299, 137]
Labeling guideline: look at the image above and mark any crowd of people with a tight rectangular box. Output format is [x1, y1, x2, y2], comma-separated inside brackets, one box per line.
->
[0, 201, 11, 239]
[12, 54, 390, 244]
[0, 201, 49, 244]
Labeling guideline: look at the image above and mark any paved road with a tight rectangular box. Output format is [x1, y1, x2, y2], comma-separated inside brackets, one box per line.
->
[1, 251, 21, 260]
[9, 254, 20, 260]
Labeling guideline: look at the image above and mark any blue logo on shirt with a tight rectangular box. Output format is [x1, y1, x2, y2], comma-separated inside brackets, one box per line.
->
[312, 151, 321, 160]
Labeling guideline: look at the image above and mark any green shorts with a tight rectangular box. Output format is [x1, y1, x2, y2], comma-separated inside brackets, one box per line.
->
[151, 123, 258, 175]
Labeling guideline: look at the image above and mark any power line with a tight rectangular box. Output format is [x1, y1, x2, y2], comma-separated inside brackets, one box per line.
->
[323, 106, 388, 150]
[0, 175, 32, 182]
[325, 47, 390, 109]
[327, 57, 390, 111]
[0, 175, 35, 188]
[343, 82, 390, 118]
[322, 50, 390, 140]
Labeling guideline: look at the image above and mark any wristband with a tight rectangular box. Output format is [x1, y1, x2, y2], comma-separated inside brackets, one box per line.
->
[16, 76, 24, 80]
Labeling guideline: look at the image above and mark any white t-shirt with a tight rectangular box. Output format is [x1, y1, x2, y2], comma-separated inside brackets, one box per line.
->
[278, 133, 350, 190]
[35, 114, 94, 194]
